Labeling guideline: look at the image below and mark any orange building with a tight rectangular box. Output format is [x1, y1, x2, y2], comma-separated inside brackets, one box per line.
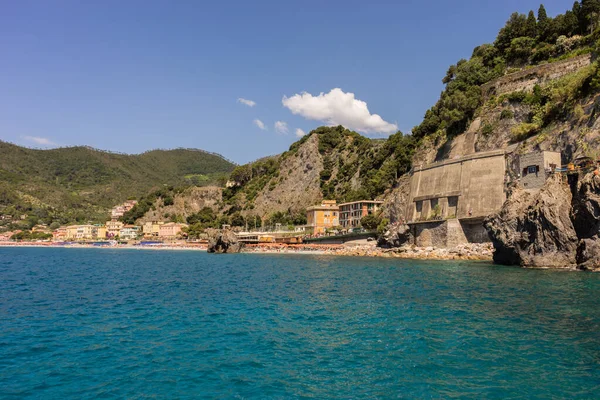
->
[306, 200, 340, 235]
[339, 200, 383, 229]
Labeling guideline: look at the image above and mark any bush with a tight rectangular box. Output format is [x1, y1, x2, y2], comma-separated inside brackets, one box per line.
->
[481, 124, 494, 136]
[511, 123, 540, 142]
[500, 109, 514, 119]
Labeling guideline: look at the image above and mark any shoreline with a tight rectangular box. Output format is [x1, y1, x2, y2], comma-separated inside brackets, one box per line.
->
[0, 242, 494, 261]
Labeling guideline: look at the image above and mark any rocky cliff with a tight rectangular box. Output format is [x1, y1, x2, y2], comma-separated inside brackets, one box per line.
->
[485, 172, 600, 270]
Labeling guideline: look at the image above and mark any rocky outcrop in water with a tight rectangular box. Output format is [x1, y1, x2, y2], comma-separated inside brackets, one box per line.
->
[485, 172, 600, 270]
[206, 228, 244, 253]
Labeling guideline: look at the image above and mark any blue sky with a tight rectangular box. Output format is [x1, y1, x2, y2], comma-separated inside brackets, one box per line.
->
[0, 0, 569, 164]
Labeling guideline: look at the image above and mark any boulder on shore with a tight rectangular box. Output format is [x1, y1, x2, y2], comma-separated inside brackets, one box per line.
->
[206, 228, 244, 253]
[378, 223, 412, 248]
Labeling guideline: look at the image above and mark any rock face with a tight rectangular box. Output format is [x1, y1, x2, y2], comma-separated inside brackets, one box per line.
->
[485, 172, 600, 269]
[484, 175, 579, 268]
[378, 223, 412, 248]
[573, 173, 600, 270]
[206, 229, 244, 253]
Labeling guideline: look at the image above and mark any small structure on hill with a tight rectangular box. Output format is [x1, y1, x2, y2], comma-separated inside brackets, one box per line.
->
[519, 151, 561, 191]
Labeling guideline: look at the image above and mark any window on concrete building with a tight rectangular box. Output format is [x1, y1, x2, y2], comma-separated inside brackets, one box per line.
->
[527, 165, 539, 174]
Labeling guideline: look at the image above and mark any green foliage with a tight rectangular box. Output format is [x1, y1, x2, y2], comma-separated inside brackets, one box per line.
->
[413, 2, 599, 143]
[377, 218, 389, 236]
[360, 214, 380, 230]
[0, 141, 235, 225]
[265, 210, 307, 227]
[500, 109, 515, 119]
[11, 230, 52, 241]
[511, 123, 540, 142]
[481, 123, 494, 136]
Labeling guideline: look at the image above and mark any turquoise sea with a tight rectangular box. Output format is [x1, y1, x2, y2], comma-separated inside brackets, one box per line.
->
[1, 247, 599, 399]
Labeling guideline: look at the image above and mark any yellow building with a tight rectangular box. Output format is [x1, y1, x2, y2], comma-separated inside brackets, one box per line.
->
[306, 200, 340, 235]
[105, 219, 124, 238]
[94, 226, 107, 240]
[143, 221, 164, 238]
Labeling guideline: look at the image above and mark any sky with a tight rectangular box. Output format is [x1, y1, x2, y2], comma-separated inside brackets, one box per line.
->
[0, 0, 570, 164]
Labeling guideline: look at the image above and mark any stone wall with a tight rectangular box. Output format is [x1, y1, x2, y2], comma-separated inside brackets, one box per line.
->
[406, 149, 507, 222]
[409, 218, 490, 248]
[481, 54, 592, 99]
[411, 221, 448, 247]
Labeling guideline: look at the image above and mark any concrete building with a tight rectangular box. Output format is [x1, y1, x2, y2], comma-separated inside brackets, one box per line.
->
[119, 225, 140, 241]
[339, 200, 383, 229]
[405, 149, 509, 248]
[519, 151, 561, 191]
[306, 200, 340, 235]
[159, 223, 187, 239]
[143, 221, 164, 237]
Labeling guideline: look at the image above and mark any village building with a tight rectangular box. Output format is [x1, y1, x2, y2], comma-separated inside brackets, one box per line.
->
[52, 227, 68, 241]
[306, 200, 339, 235]
[110, 200, 138, 219]
[158, 222, 187, 239]
[338, 200, 383, 229]
[142, 221, 164, 237]
[119, 225, 141, 241]
[94, 225, 107, 240]
[519, 151, 561, 191]
[105, 220, 124, 238]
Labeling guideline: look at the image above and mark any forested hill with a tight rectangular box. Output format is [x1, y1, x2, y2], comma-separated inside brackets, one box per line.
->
[0, 141, 235, 225]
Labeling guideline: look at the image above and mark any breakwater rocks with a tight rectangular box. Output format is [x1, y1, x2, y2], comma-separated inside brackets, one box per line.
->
[206, 228, 244, 253]
[485, 172, 600, 271]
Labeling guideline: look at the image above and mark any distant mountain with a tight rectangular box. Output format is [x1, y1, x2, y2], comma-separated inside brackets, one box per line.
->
[0, 141, 235, 226]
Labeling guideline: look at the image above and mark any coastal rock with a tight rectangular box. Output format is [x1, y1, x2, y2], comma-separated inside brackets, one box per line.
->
[206, 228, 244, 253]
[484, 175, 579, 268]
[577, 238, 600, 271]
[377, 223, 412, 248]
[573, 173, 600, 270]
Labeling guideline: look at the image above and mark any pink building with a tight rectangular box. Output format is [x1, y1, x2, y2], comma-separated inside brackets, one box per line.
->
[158, 223, 187, 239]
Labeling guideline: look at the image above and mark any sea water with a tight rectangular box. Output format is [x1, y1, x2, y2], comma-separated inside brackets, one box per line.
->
[1, 247, 599, 399]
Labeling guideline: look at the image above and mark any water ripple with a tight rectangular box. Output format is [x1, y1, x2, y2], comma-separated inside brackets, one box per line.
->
[0, 248, 599, 398]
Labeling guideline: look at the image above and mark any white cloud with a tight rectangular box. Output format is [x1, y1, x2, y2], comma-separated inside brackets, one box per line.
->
[253, 119, 267, 130]
[282, 88, 398, 135]
[237, 98, 256, 107]
[274, 121, 289, 134]
[23, 136, 56, 146]
[295, 128, 306, 138]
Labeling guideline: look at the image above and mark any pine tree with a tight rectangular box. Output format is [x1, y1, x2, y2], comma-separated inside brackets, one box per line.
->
[538, 4, 549, 24]
[527, 10, 538, 37]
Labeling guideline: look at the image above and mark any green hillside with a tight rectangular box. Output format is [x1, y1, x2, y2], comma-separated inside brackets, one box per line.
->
[0, 141, 235, 229]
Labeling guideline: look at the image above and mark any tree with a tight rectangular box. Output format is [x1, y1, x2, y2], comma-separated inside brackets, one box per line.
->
[538, 4, 550, 41]
[527, 10, 538, 37]
[360, 214, 380, 230]
[581, 0, 600, 33]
